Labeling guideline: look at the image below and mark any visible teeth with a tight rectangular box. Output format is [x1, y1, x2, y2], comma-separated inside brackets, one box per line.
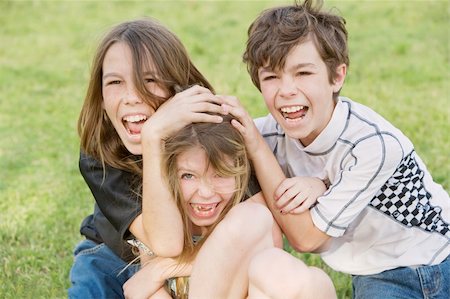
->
[280, 106, 305, 113]
[191, 203, 218, 214]
[123, 115, 148, 123]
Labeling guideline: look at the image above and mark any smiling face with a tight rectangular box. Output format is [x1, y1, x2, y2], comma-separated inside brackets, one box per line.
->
[258, 40, 346, 146]
[176, 146, 236, 231]
[102, 42, 168, 155]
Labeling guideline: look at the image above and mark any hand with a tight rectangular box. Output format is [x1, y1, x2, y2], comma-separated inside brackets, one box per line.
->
[216, 95, 263, 155]
[141, 85, 225, 144]
[123, 256, 192, 299]
[123, 258, 166, 299]
[274, 177, 326, 214]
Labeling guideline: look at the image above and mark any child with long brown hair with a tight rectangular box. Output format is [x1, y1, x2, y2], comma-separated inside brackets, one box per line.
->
[69, 18, 224, 298]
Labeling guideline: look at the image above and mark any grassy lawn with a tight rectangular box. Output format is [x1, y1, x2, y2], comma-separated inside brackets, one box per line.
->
[0, 1, 448, 298]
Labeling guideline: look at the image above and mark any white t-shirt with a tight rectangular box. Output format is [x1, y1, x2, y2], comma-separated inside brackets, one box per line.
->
[255, 97, 450, 275]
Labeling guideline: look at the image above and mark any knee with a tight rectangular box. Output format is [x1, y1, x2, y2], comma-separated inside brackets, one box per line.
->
[220, 202, 273, 244]
[248, 248, 335, 299]
[249, 248, 300, 284]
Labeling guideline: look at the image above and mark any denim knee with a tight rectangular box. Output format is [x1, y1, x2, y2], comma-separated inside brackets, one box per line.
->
[68, 239, 139, 299]
[352, 255, 450, 299]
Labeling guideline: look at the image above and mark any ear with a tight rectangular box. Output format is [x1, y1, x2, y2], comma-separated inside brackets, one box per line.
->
[332, 64, 347, 93]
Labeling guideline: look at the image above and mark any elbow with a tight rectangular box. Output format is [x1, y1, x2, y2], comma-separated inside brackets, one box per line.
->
[288, 239, 315, 253]
[152, 243, 183, 258]
[141, 227, 184, 258]
[285, 234, 325, 253]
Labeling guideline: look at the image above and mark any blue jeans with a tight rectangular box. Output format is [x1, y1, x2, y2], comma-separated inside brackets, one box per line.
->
[352, 255, 450, 299]
[68, 239, 139, 299]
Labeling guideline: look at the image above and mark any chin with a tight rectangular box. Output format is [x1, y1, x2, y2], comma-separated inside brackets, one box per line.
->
[123, 143, 142, 155]
[191, 216, 220, 228]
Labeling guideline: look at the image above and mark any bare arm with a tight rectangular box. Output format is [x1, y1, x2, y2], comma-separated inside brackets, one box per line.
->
[249, 134, 330, 252]
[220, 96, 329, 252]
[135, 86, 225, 257]
[123, 256, 192, 299]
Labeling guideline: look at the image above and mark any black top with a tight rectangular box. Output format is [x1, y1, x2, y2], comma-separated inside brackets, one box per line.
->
[78, 152, 141, 262]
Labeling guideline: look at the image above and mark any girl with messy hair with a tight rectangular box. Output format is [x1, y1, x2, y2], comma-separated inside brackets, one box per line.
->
[124, 115, 260, 298]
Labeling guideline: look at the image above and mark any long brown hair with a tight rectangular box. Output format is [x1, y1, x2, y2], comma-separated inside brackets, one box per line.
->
[162, 115, 250, 297]
[78, 18, 214, 176]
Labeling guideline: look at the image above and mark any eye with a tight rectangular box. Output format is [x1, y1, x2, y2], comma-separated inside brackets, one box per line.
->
[106, 80, 121, 85]
[296, 71, 312, 76]
[180, 173, 195, 180]
[213, 172, 229, 179]
[145, 77, 156, 84]
[262, 75, 277, 81]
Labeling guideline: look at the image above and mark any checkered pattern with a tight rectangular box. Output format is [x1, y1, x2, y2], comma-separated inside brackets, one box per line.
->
[371, 151, 450, 238]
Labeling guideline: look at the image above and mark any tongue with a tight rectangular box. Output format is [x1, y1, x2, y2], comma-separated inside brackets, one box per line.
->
[126, 121, 144, 135]
[285, 109, 307, 119]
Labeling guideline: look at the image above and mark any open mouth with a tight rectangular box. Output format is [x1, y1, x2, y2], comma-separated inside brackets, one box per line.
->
[190, 202, 220, 218]
[280, 105, 309, 121]
[122, 114, 148, 135]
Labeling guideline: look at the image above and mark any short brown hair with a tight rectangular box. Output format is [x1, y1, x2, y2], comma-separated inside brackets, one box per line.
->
[243, 0, 349, 90]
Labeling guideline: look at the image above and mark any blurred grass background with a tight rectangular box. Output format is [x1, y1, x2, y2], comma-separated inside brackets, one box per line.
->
[0, 0, 448, 298]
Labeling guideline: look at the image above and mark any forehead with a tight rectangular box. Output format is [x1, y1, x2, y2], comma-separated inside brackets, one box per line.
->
[103, 42, 132, 68]
[177, 146, 208, 170]
[259, 39, 323, 73]
[103, 41, 156, 73]
[286, 40, 322, 65]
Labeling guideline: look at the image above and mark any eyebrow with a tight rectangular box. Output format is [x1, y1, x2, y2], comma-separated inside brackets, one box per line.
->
[102, 72, 120, 81]
[142, 71, 157, 77]
[287, 63, 316, 73]
[259, 63, 316, 74]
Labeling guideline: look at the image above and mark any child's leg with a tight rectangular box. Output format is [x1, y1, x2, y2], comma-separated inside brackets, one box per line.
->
[149, 287, 172, 299]
[68, 239, 139, 299]
[248, 247, 336, 299]
[189, 202, 275, 298]
[352, 255, 449, 299]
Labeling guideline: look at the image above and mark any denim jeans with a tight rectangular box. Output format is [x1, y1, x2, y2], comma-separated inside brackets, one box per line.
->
[352, 255, 450, 299]
[68, 239, 139, 299]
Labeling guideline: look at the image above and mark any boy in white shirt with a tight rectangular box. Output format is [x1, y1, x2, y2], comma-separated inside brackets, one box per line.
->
[219, 0, 449, 297]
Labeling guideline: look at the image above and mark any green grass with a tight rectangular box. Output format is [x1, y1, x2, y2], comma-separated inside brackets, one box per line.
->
[0, 1, 448, 298]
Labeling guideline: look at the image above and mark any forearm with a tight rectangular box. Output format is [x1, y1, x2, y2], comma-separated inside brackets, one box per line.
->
[123, 256, 192, 299]
[250, 135, 329, 252]
[140, 138, 184, 257]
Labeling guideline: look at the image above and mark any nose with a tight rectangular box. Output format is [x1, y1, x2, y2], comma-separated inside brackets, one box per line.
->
[122, 87, 143, 105]
[197, 179, 215, 198]
[278, 77, 298, 98]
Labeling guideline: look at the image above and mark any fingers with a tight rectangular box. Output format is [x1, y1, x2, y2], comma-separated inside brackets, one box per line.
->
[156, 86, 226, 124]
[217, 95, 252, 123]
[173, 85, 222, 105]
[277, 189, 309, 214]
[274, 178, 294, 200]
[288, 199, 314, 214]
[275, 178, 318, 214]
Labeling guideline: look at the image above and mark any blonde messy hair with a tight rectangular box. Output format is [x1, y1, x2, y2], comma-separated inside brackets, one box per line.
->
[162, 114, 250, 297]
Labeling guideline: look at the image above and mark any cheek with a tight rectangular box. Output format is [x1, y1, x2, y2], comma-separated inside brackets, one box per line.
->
[180, 181, 196, 201]
[260, 86, 275, 106]
[147, 83, 169, 99]
[220, 178, 236, 202]
[102, 89, 117, 112]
